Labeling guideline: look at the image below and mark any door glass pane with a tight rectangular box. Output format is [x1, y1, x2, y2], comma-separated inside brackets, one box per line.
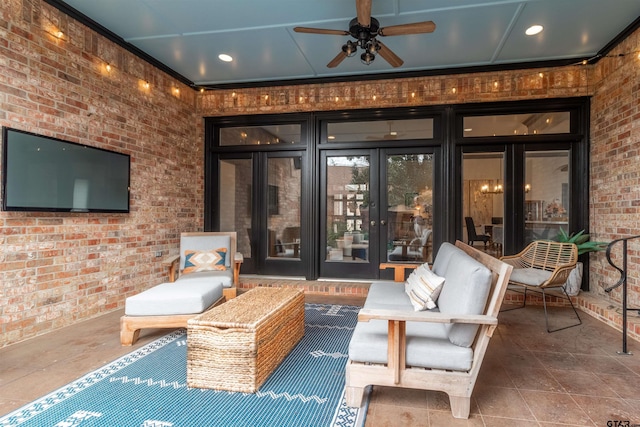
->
[267, 156, 302, 259]
[219, 158, 252, 259]
[463, 112, 570, 137]
[525, 150, 570, 243]
[462, 153, 504, 256]
[327, 119, 433, 143]
[386, 154, 434, 263]
[219, 124, 301, 146]
[325, 156, 370, 263]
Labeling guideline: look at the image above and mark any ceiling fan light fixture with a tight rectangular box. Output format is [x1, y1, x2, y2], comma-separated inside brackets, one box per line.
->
[342, 40, 358, 57]
[366, 40, 379, 55]
[361, 51, 375, 65]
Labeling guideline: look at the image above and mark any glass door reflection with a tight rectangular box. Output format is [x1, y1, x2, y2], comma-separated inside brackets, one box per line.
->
[524, 150, 570, 243]
[385, 154, 434, 264]
[267, 156, 302, 260]
[325, 155, 370, 264]
[462, 152, 504, 256]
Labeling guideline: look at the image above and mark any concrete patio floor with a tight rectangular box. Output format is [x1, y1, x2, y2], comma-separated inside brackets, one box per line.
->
[0, 293, 639, 426]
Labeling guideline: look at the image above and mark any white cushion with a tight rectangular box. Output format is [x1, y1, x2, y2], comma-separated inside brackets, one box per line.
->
[431, 241, 458, 276]
[364, 281, 413, 311]
[177, 269, 234, 288]
[437, 249, 492, 347]
[125, 281, 223, 316]
[405, 263, 445, 311]
[349, 319, 474, 371]
[510, 267, 552, 286]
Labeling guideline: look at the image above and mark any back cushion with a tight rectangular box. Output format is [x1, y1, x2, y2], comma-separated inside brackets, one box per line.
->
[437, 250, 492, 347]
[180, 234, 231, 270]
[432, 242, 458, 276]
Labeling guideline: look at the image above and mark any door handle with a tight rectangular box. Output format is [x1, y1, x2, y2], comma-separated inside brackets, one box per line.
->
[380, 220, 386, 226]
[370, 220, 376, 226]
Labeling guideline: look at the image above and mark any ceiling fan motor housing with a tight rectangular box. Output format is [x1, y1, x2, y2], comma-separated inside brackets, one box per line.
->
[349, 17, 380, 46]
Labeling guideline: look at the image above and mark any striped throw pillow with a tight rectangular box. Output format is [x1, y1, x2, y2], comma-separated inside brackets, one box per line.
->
[405, 263, 445, 311]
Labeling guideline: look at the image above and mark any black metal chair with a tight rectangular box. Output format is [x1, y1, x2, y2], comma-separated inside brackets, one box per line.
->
[465, 217, 490, 248]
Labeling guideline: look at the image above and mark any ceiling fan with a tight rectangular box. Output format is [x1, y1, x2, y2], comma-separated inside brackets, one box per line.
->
[293, 0, 435, 68]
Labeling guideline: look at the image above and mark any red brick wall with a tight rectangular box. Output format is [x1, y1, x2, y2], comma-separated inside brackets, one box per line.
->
[0, 0, 203, 346]
[589, 28, 640, 310]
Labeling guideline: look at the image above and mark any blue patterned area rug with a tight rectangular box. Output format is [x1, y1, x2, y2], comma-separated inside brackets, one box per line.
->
[0, 304, 368, 427]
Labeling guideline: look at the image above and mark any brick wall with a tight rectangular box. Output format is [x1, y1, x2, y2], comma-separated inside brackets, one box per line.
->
[0, 0, 203, 346]
[589, 28, 640, 310]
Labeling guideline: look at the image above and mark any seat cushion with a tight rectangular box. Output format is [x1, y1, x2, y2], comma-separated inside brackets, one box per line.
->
[125, 281, 223, 316]
[348, 319, 474, 371]
[363, 281, 413, 311]
[509, 267, 552, 287]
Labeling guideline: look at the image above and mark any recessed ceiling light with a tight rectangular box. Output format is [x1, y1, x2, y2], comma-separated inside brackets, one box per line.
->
[218, 54, 233, 62]
[525, 25, 543, 36]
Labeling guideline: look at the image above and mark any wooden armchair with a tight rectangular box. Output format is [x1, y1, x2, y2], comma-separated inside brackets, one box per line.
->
[345, 241, 513, 419]
[500, 240, 579, 332]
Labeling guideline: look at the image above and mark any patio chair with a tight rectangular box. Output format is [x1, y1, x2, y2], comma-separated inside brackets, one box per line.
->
[164, 231, 243, 300]
[465, 217, 490, 248]
[388, 228, 432, 262]
[500, 240, 580, 332]
[120, 232, 242, 345]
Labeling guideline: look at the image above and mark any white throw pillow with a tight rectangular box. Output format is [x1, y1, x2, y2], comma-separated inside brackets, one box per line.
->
[405, 263, 445, 311]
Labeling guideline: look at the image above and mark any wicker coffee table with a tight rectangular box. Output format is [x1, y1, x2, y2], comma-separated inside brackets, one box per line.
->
[186, 287, 305, 392]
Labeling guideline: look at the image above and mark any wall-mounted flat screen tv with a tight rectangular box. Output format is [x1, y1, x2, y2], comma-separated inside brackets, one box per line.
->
[2, 127, 130, 213]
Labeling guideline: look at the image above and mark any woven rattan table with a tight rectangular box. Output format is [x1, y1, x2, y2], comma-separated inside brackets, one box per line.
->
[186, 287, 305, 392]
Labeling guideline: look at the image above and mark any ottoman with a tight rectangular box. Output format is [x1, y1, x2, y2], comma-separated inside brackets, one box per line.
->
[187, 287, 305, 392]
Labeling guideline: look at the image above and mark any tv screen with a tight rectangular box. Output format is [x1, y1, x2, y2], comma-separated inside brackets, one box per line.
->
[2, 127, 130, 213]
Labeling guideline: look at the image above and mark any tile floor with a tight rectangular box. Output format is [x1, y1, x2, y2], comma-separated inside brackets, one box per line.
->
[1, 294, 639, 426]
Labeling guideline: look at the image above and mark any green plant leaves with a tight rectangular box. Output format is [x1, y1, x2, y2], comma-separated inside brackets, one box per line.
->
[554, 228, 608, 255]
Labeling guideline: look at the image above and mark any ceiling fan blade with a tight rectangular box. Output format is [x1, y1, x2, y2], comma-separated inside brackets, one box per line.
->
[356, 0, 372, 27]
[379, 21, 436, 36]
[376, 40, 404, 68]
[293, 27, 349, 36]
[327, 51, 348, 68]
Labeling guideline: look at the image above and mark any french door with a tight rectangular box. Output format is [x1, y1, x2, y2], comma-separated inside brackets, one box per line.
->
[320, 148, 436, 279]
[461, 145, 572, 257]
[218, 151, 306, 276]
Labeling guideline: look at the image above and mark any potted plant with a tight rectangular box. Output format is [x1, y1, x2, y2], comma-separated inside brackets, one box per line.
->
[554, 229, 608, 295]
